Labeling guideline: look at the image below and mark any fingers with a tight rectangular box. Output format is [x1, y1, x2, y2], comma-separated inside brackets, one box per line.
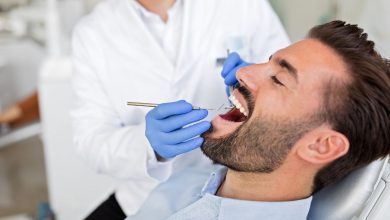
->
[224, 65, 241, 86]
[221, 52, 242, 77]
[148, 100, 192, 120]
[159, 121, 211, 145]
[158, 137, 205, 158]
[145, 100, 211, 159]
[156, 109, 208, 132]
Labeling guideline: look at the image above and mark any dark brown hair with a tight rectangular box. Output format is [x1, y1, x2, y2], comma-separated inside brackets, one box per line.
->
[308, 20, 390, 192]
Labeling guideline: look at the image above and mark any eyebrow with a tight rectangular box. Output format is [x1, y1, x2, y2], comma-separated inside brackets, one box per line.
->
[279, 59, 298, 83]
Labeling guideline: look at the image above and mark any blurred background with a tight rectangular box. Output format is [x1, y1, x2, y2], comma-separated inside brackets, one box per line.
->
[0, 0, 388, 219]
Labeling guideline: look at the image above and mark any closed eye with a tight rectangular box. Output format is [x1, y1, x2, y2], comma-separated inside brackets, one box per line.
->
[271, 75, 284, 86]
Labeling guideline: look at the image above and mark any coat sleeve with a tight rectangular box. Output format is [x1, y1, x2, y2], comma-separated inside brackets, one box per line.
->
[249, 0, 291, 63]
[71, 22, 174, 182]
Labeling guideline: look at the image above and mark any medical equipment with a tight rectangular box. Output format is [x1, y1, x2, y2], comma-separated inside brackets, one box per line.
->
[127, 101, 232, 111]
[229, 85, 234, 96]
[127, 101, 211, 110]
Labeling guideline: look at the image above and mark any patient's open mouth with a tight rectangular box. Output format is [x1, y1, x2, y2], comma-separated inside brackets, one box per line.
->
[220, 94, 249, 123]
[207, 88, 252, 138]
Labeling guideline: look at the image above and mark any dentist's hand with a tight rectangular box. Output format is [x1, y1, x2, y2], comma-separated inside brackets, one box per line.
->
[145, 100, 211, 160]
[221, 52, 251, 87]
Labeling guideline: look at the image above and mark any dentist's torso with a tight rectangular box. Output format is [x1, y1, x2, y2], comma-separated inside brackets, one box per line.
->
[73, 0, 289, 215]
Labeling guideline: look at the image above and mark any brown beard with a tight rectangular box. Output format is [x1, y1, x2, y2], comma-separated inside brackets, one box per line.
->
[201, 115, 322, 173]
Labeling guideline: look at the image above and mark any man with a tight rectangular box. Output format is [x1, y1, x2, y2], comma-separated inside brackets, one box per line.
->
[72, 0, 289, 218]
[127, 20, 390, 219]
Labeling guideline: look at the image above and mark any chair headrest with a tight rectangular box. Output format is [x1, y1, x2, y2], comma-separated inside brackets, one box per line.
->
[308, 157, 389, 220]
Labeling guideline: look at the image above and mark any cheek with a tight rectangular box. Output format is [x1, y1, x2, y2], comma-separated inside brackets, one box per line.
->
[294, 82, 324, 116]
[251, 89, 308, 118]
[251, 91, 286, 117]
[262, 95, 320, 119]
[293, 93, 322, 116]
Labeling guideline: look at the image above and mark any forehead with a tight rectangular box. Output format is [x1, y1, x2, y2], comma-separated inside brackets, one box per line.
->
[275, 39, 349, 84]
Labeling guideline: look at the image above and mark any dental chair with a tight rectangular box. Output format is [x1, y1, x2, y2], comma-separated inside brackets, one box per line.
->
[308, 156, 390, 220]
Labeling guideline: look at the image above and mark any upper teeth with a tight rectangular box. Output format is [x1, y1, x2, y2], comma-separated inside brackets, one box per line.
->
[228, 95, 248, 117]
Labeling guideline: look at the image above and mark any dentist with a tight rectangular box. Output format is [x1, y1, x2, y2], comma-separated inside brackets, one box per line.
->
[71, 0, 289, 218]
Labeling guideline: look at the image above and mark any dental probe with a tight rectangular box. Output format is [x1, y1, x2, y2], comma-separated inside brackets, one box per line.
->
[127, 101, 209, 110]
[127, 102, 232, 110]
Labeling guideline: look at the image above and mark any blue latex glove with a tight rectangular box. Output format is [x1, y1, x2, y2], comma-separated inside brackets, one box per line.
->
[221, 52, 251, 94]
[145, 100, 211, 159]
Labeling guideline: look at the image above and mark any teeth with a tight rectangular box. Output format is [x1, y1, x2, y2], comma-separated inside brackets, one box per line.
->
[228, 95, 248, 117]
[239, 107, 248, 116]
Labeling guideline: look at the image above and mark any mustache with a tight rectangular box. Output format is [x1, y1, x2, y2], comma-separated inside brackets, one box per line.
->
[237, 85, 255, 117]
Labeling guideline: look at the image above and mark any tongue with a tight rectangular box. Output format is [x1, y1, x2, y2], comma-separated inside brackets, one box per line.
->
[220, 108, 247, 122]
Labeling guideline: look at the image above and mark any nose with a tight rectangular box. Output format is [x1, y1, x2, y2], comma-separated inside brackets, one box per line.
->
[236, 64, 266, 93]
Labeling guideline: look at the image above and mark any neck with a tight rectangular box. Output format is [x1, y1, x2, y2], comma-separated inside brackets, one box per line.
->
[217, 164, 314, 202]
[137, 0, 176, 22]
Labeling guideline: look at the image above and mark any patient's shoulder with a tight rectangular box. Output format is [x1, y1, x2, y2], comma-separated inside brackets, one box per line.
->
[128, 166, 219, 219]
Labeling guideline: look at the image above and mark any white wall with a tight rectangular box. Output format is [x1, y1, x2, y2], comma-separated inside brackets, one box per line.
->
[337, 0, 390, 57]
[270, 0, 390, 57]
[0, 39, 44, 110]
[271, 0, 336, 42]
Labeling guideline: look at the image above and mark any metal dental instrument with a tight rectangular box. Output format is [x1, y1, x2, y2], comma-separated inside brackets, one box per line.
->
[224, 49, 236, 111]
[127, 102, 232, 110]
[127, 102, 215, 110]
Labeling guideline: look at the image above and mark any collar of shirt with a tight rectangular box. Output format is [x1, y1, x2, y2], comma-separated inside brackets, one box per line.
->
[129, 0, 183, 65]
[200, 167, 313, 220]
[131, 0, 182, 22]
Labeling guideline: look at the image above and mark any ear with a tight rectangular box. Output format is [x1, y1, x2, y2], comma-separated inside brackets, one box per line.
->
[296, 128, 349, 165]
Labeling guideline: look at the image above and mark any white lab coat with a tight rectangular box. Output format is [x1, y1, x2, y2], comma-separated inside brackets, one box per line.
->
[71, 0, 289, 215]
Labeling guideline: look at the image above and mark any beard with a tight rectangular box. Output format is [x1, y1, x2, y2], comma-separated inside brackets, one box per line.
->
[201, 112, 322, 173]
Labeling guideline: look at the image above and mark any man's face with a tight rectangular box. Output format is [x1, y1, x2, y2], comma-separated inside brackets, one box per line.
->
[201, 39, 348, 172]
